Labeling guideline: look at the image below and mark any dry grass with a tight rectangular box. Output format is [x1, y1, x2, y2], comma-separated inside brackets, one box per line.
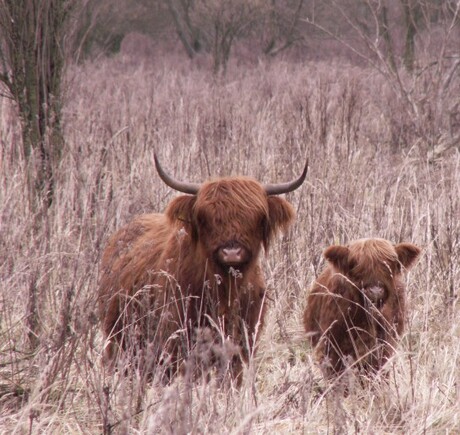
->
[1, 52, 459, 434]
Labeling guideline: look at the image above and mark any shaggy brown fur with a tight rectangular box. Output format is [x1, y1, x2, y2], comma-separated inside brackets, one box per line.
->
[98, 176, 296, 382]
[303, 238, 421, 378]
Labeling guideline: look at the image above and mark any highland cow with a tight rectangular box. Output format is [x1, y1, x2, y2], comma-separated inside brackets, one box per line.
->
[98, 155, 308, 382]
[303, 238, 420, 378]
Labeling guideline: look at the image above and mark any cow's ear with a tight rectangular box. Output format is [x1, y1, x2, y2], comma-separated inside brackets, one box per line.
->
[324, 245, 353, 274]
[263, 197, 295, 251]
[166, 195, 196, 225]
[395, 243, 421, 270]
[267, 197, 295, 232]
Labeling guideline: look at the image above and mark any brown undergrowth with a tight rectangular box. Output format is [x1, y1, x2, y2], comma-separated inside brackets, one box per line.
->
[0, 53, 458, 433]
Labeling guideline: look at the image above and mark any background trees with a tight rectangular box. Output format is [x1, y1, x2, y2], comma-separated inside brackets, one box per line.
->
[165, 0, 305, 75]
[303, 0, 460, 155]
[1, 0, 459, 210]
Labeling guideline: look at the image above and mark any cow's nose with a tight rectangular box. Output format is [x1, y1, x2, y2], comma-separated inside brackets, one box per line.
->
[217, 242, 250, 267]
[222, 247, 243, 264]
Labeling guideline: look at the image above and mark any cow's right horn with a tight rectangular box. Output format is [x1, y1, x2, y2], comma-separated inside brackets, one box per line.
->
[154, 154, 200, 194]
[264, 158, 309, 195]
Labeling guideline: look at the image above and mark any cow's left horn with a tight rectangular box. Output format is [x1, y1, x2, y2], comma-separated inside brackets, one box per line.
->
[154, 154, 200, 194]
[264, 159, 309, 195]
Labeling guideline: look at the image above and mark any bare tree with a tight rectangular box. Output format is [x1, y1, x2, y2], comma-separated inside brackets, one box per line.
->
[165, 0, 266, 75]
[0, 0, 78, 210]
[303, 0, 460, 156]
[401, 0, 421, 72]
[75, 0, 171, 60]
[165, 0, 204, 58]
[0, 0, 81, 351]
[263, 0, 305, 56]
[165, 0, 306, 72]
[197, 0, 268, 74]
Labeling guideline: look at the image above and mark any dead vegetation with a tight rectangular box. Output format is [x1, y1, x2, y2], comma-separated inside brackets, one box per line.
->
[0, 52, 459, 433]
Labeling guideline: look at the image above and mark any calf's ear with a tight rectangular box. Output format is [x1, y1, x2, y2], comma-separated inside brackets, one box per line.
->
[395, 243, 421, 269]
[263, 197, 295, 251]
[324, 245, 353, 274]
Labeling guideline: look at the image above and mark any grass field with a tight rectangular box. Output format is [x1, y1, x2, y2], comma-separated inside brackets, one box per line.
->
[1, 52, 459, 433]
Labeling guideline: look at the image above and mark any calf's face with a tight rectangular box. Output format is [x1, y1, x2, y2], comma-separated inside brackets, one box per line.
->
[324, 238, 421, 303]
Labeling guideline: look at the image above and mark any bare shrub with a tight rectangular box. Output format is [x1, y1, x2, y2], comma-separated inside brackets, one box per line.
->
[304, 1, 460, 156]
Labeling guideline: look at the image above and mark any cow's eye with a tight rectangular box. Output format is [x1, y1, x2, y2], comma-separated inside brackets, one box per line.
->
[197, 213, 209, 230]
[260, 216, 270, 238]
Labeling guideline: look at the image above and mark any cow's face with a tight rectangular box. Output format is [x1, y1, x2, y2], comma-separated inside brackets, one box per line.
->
[324, 238, 421, 302]
[166, 178, 295, 273]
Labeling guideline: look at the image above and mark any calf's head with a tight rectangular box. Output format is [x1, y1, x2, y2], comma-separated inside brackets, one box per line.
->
[324, 238, 421, 302]
[155, 155, 308, 273]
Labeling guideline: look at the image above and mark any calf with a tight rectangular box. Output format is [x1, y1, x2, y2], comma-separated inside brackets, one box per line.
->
[304, 238, 420, 378]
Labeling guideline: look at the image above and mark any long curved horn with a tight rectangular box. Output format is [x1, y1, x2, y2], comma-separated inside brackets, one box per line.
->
[263, 159, 309, 195]
[154, 153, 200, 194]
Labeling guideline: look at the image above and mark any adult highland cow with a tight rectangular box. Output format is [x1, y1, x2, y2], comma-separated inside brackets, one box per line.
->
[98, 155, 308, 382]
[303, 238, 420, 378]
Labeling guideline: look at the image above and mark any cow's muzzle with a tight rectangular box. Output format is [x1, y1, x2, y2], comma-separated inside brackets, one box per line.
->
[215, 241, 251, 268]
